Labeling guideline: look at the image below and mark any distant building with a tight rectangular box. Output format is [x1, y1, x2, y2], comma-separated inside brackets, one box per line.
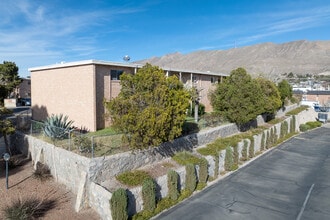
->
[29, 60, 228, 131]
[15, 77, 31, 98]
[295, 90, 330, 106]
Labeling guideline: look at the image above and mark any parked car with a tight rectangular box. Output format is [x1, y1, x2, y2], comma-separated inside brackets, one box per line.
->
[18, 98, 31, 106]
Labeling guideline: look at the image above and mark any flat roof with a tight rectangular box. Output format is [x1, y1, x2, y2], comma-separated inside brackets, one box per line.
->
[28, 59, 229, 77]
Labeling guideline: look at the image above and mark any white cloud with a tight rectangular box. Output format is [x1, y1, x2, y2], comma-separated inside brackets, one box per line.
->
[0, 1, 144, 76]
[235, 5, 330, 45]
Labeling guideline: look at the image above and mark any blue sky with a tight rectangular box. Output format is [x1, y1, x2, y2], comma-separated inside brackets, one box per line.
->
[1, 0, 330, 77]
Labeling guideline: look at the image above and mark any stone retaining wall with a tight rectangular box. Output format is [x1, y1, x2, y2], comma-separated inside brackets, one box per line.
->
[11, 106, 317, 220]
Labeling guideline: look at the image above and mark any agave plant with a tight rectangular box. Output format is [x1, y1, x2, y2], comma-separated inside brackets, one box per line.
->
[43, 114, 74, 141]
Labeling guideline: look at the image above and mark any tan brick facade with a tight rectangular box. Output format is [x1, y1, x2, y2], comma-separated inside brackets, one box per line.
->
[30, 60, 227, 131]
[31, 64, 97, 130]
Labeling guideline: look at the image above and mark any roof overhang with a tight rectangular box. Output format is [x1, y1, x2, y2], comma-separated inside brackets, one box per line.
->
[28, 59, 229, 77]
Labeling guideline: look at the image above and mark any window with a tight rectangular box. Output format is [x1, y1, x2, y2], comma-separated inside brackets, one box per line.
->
[111, 70, 124, 80]
[211, 77, 215, 83]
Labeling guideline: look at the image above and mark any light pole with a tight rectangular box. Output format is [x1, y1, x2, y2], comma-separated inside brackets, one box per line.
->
[3, 153, 10, 190]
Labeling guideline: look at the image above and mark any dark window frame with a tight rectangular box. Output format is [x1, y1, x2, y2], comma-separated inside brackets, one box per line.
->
[111, 70, 124, 80]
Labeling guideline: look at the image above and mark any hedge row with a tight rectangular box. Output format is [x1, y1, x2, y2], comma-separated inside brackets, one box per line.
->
[110, 112, 312, 219]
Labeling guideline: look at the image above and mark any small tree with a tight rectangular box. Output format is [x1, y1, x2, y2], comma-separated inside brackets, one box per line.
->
[0, 61, 22, 102]
[290, 116, 296, 133]
[248, 138, 255, 158]
[255, 78, 282, 114]
[241, 140, 248, 161]
[224, 146, 234, 171]
[105, 63, 190, 149]
[261, 132, 265, 151]
[198, 158, 208, 184]
[167, 170, 179, 200]
[110, 188, 128, 220]
[277, 79, 293, 106]
[210, 68, 264, 126]
[185, 164, 197, 193]
[0, 119, 15, 155]
[142, 178, 156, 211]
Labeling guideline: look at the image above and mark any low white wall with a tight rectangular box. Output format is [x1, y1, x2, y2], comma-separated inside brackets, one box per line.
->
[26, 136, 91, 195]
[89, 182, 112, 218]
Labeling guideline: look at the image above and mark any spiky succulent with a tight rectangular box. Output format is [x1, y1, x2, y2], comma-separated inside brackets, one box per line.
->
[43, 114, 74, 141]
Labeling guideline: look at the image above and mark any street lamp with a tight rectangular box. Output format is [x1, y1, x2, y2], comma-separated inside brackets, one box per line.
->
[3, 153, 10, 190]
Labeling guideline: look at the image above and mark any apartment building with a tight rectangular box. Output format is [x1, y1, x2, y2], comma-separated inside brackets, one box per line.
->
[29, 60, 228, 131]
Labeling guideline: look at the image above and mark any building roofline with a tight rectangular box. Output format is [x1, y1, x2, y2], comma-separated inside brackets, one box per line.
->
[28, 59, 229, 77]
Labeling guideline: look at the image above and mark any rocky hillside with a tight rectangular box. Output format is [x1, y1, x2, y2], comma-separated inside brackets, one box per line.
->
[137, 40, 330, 80]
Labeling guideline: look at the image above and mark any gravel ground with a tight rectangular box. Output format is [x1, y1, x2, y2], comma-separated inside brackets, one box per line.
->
[0, 156, 100, 220]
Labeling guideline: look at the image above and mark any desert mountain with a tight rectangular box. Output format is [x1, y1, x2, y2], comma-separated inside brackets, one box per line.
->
[137, 40, 330, 80]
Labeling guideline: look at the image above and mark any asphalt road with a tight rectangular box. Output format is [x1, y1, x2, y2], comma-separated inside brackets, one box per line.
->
[155, 124, 330, 220]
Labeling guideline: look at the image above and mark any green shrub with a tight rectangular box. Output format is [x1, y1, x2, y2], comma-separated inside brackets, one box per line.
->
[172, 151, 201, 165]
[299, 121, 322, 132]
[260, 132, 265, 151]
[154, 197, 176, 214]
[273, 126, 278, 144]
[110, 188, 128, 220]
[306, 121, 322, 128]
[269, 127, 275, 145]
[3, 197, 56, 220]
[280, 121, 289, 138]
[266, 130, 271, 149]
[241, 140, 248, 161]
[132, 210, 153, 220]
[179, 189, 193, 201]
[248, 138, 255, 158]
[185, 164, 197, 193]
[197, 146, 217, 157]
[213, 153, 219, 178]
[290, 115, 296, 133]
[224, 146, 237, 171]
[116, 170, 151, 187]
[33, 162, 52, 181]
[299, 124, 310, 132]
[233, 145, 239, 165]
[198, 158, 208, 185]
[142, 178, 156, 212]
[286, 106, 308, 116]
[167, 170, 179, 201]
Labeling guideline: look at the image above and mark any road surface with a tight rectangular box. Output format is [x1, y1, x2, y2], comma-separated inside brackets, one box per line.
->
[155, 124, 330, 220]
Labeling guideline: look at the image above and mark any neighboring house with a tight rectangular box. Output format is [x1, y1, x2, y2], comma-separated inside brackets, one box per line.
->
[29, 60, 228, 131]
[17, 77, 31, 98]
[4, 77, 31, 108]
[295, 90, 330, 106]
[9, 77, 31, 99]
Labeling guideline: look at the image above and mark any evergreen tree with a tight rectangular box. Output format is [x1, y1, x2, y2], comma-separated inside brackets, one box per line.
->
[210, 68, 264, 125]
[277, 79, 293, 106]
[0, 61, 22, 102]
[105, 63, 190, 149]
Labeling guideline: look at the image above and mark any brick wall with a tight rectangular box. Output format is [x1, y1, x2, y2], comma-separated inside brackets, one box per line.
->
[31, 64, 97, 131]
